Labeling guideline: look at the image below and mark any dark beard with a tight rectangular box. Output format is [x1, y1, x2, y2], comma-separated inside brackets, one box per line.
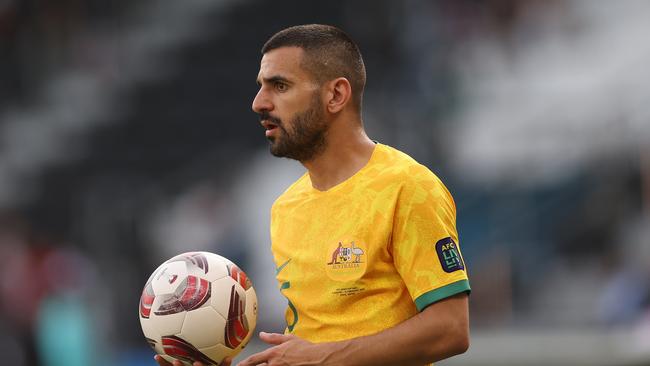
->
[264, 95, 328, 162]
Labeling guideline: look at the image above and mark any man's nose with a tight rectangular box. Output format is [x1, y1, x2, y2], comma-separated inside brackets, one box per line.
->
[252, 89, 273, 114]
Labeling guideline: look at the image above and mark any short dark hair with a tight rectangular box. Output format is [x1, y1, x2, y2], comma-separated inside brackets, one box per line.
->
[261, 24, 366, 111]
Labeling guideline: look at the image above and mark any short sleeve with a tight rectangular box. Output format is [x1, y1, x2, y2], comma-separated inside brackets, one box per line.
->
[391, 167, 470, 312]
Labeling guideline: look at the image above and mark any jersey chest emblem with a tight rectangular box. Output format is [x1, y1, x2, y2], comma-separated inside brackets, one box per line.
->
[325, 240, 368, 282]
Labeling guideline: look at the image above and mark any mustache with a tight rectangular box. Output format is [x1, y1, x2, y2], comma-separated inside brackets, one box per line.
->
[259, 111, 282, 126]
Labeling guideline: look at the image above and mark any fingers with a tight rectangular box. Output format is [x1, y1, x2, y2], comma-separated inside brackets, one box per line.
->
[218, 357, 233, 366]
[154, 355, 173, 366]
[237, 348, 272, 366]
[259, 331, 295, 345]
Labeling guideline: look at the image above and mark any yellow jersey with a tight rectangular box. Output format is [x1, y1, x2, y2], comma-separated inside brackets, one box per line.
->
[270, 143, 470, 343]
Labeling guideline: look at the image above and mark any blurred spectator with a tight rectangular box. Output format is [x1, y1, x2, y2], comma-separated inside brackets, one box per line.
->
[36, 248, 98, 366]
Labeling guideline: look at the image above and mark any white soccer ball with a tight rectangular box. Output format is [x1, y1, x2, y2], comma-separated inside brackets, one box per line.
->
[139, 252, 257, 366]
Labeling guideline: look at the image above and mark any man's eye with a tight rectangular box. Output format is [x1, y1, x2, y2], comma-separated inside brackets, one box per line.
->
[275, 83, 288, 92]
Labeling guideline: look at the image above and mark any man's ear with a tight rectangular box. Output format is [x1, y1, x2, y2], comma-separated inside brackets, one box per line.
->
[325, 77, 352, 114]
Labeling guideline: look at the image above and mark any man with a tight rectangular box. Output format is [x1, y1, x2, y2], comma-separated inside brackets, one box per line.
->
[157, 24, 470, 366]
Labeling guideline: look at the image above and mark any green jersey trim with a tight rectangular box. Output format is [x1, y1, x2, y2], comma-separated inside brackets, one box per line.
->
[414, 279, 471, 312]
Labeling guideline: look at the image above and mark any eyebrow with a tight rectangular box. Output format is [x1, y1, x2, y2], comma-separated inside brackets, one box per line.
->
[256, 75, 292, 86]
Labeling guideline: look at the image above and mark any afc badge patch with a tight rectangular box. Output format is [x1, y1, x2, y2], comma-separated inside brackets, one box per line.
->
[435, 237, 465, 273]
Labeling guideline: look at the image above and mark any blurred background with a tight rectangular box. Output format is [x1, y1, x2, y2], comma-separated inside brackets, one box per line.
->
[1, 0, 649, 365]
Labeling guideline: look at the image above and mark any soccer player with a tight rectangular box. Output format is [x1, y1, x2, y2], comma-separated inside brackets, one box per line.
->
[156, 24, 470, 366]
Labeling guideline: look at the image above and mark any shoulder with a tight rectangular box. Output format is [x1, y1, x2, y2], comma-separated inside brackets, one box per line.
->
[376, 144, 448, 189]
[375, 144, 454, 206]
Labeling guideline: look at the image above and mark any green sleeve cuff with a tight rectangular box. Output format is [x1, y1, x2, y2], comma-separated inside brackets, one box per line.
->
[414, 279, 471, 312]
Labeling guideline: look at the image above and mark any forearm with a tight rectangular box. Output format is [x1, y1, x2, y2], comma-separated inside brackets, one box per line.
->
[320, 294, 469, 366]
[237, 294, 469, 366]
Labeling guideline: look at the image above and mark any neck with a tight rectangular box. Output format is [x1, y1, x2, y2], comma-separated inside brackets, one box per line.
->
[302, 119, 375, 191]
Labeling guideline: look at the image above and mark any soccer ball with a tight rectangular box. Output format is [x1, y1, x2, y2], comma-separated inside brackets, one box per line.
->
[139, 252, 257, 366]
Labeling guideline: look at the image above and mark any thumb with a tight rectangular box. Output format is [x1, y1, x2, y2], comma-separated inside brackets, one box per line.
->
[219, 357, 232, 366]
[259, 331, 295, 345]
